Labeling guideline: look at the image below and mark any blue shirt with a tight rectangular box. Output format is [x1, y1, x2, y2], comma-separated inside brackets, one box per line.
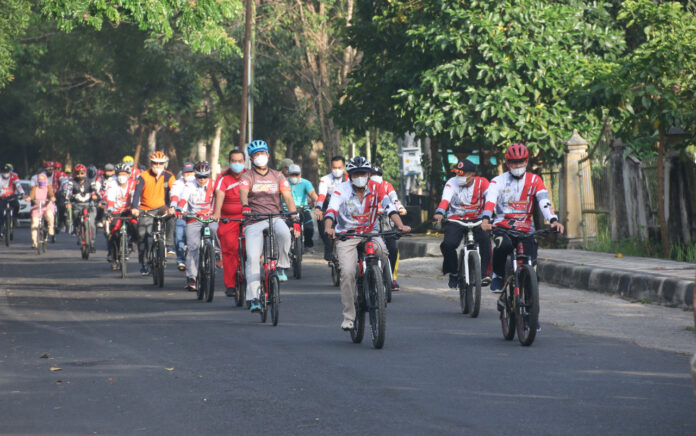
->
[287, 178, 315, 208]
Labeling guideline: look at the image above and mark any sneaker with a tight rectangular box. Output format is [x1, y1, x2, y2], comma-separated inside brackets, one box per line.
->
[177, 262, 186, 272]
[448, 274, 459, 289]
[249, 299, 262, 313]
[97, 221, 104, 228]
[536, 323, 542, 333]
[167, 249, 176, 257]
[277, 269, 288, 282]
[107, 253, 114, 263]
[490, 277, 503, 293]
[50, 235, 55, 243]
[225, 287, 237, 298]
[111, 262, 119, 271]
[186, 277, 197, 291]
[482, 276, 492, 286]
[140, 264, 150, 276]
[341, 319, 354, 331]
[90, 246, 96, 253]
[391, 280, 400, 292]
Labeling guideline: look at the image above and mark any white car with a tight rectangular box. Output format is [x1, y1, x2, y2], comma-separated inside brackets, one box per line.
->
[17, 180, 31, 224]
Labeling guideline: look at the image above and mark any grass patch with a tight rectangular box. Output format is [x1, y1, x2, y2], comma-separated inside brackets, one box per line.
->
[685, 326, 695, 332]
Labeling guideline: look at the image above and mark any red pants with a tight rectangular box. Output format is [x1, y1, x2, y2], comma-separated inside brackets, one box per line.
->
[217, 220, 242, 289]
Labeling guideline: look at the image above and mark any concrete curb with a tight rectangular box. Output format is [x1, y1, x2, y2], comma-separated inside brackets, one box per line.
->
[397, 238, 695, 308]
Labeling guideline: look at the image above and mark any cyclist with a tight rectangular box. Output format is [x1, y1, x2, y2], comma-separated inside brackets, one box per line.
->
[279, 158, 294, 177]
[285, 164, 318, 252]
[31, 161, 55, 187]
[324, 156, 411, 331]
[96, 164, 114, 229]
[28, 173, 56, 248]
[122, 155, 141, 183]
[0, 164, 25, 239]
[212, 149, 246, 297]
[130, 151, 176, 275]
[176, 161, 217, 291]
[315, 156, 347, 261]
[371, 164, 407, 292]
[105, 163, 138, 270]
[170, 162, 196, 271]
[64, 164, 101, 252]
[481, 143, 564, 292]
[434, 159, 492, 289]
[239, 140, 300, 313]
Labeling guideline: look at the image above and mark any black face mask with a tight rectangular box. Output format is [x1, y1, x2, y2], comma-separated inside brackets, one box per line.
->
[75, 176, 85, 182]
[45, 170, 53, 176]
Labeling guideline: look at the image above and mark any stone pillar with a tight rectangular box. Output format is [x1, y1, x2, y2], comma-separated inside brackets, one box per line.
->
[561, 129, 594, 246]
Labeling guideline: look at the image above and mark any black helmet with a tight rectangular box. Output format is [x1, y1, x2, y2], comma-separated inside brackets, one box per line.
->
[87, 165, 97, 179]
[372, 165, 383, 176]
[2, 164, 11, 173]
[194, 161, 211, 177]
[346, 156, 372, 175]
[114, 163, 130, 174]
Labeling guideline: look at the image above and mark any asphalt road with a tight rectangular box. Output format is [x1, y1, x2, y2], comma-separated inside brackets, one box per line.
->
[1, 228, 694, 435]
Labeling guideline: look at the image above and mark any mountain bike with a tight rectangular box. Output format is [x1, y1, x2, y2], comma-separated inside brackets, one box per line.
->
[2, 196, 15, 247]
[35, 201, 49, 255]
[109, 213, 133, 278]
[247, 211, 297, 326]
[187, 215, 217, 302]
[73, 204, 94, 260]
[288, 211, 303, 279]
[141, 211, 171, 288]
[495, 227, 557, 346]
[221, 218, 247, 307]
[337, 230, 402, 349]
[445, 218, 484, 317]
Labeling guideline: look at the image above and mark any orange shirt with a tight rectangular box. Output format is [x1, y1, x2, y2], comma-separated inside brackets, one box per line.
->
[131, 169, 175, 211]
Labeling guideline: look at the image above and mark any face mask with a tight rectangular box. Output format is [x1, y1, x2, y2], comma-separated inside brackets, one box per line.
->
[38, 181, 47, 187]
[75, 176, 85, 182]
[1, 173, 9, 179]
[229, 163, 245, 173]
[510, 166, 527, 178]
[152, 167, 163, 176]
[289, 177, 300, 185]
[370, 176, 383, 184]
[351, 176, 368, 188]
[332, 169, 344, 178]
[117, 175, 129, 185]
[184, 175, 195, 183]
[253, 155, 269, 167]
[45, 170, 53, 176]
[456, 175, 468, 186]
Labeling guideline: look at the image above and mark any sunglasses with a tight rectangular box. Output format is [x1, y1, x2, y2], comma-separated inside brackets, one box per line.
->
[196, 175, 209, 179]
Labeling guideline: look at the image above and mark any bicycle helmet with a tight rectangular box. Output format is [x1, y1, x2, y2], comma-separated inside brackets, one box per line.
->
[54, 162, 63, 170]
[2, 164, 11, 173]
[149, 150, 168, 163]
[505, 143, 529, 161]
[114, 163, 130, 174]
[194, 161, 211, 177]
[372, 164, 383, 176]
[122, 155, 134, 164]
[346, 156, 372, 174]
[247, 139, 269, 157]
[87, 165, 97, 179]
[74, 163, 87, 174]
[43, 161, 54, 169]
[288, 164, 301, 175]
[5, 163, 14, 172]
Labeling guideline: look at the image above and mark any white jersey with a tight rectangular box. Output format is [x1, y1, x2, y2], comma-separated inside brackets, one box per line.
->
[316, 172, 347, 209]
[170, 178, 195, 209]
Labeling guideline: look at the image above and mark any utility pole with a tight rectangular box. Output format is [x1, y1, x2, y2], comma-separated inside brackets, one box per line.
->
[239, 0, 253, 158]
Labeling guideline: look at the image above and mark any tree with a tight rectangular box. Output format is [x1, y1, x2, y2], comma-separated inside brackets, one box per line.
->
[0, 0, 31, 88]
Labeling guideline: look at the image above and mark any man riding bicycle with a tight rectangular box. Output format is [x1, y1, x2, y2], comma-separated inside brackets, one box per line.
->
[285, 164, 318, 251]
[170, 162, 196, 271]
[315, 156, 347, 261]
[434, 159, 492, 289]
[105, 163, 138, 270]
[130, 151, 176, 276]
[324, 156, 411, 331]
[0, 164, 25, 238]
[64, 163, 100, 252]
[176, 161, 217, 291]
[481, 143, 564, 292]
[239, 140, 300, 313]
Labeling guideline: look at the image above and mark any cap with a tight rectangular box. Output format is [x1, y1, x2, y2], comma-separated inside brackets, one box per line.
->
[280, 158, 294, 169]
[182, 162, 195, 173]
[451, 159, 476, 174]
[104, 163, 115, 171]
[288, 164, 301, 175]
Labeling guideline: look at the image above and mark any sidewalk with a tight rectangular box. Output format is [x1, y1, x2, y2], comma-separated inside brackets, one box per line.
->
[397, 234, 695, 307]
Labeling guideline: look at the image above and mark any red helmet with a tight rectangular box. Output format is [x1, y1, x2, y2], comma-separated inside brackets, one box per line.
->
[54, 162, 63, 169]
[149, 151, 168, 163]
[74, 163, 87, 173]
[505, 143, 529, 161]
[43, 160, 54, 168]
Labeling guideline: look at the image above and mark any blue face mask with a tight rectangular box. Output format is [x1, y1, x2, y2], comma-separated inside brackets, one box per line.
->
[229, 163, 245, 173]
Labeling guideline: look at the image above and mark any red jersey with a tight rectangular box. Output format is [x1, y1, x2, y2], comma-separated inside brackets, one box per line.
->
[215, 170, 245, 218]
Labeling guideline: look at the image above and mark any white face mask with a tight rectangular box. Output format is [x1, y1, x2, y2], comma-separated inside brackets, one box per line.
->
[1, 173, 9, 179]
[456, 175, 468, 186]
[117, 175, 129, 185]
[370, 175, 383, 184]
[510, 166, 527, 178]
[351, 176, 368, 188]
[332, 168, 344, 178]
[152, 167, 163, 176]
[253, 155, 269, 167]
[289, 177, 300, 185]
[184, 175, 195, 183]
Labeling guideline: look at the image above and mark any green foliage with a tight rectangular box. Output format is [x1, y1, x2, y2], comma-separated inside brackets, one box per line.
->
[0, 0, 31, 88]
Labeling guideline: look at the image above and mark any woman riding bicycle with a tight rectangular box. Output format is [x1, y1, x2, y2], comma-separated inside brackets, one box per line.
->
[239, 140, 300, 313]
[480, 143, 564, 292]
[29, 173, 56, 248]
[434, 159, 492, 289]
[323, 156, 411, 331]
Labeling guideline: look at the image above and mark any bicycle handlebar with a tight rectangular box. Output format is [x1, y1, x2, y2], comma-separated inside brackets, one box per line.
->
[443, 218, 482, 228]
[493, 227, 558, 239]
[335, 230, 405, 241]
[185, 215, 216, 224]
[140, 211, 173, 219]
[244, 211, 298, 218]
[219, 217, 246, 223]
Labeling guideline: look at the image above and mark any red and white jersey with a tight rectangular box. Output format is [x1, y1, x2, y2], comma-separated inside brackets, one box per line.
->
[483, 171, 557, 233]
[0, 173, 24, 198]
[436, 176, 489, 220]
[316, 172, 348, 209]
[178, 179, 215, 218]
[325, 180, 397, 234]
[169, 177, 195, 209]
[105, 179, 136, 214]
[375, 179, 405, 212]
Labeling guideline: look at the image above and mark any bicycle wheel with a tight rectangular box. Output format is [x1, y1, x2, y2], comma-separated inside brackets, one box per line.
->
[36, 221, 43, 255]
[156, 240, 165, 288]
[499, 285, 516, 341]
[457, 250, 468, 314]
[235, 265, 246, 307]
[204, 242, 215, 302]
[516, 263, 540, 346]
[292, 233, 302, 279]
[331, 259, 340, 287]
[269, 273, 280, 326]
[41, 222, 47, 253]
[196, 251, 205, 300]
[382, 259, 393, 304]
[150, 243, 159, 286]
[120, 228, 128, 278]
[260, 276, 268, 323]
[367, 264, 386, 349]
[80, 224, 88, 259]
[4, 212, 9, 247]
[350, 277, 365, 344]
[467, 251, 482, 318]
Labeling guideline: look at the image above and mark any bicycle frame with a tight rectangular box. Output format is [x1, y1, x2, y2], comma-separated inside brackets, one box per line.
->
[447, 219, 482, 286]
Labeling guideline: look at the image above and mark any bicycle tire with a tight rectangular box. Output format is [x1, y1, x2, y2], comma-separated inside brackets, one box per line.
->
[156, 240, 165, 288]
[4, 211, 10, 247]
[120, 228, 128, 279]
[367, 264, 386, 349]
[269, 274, 280, 326]
[458, 250, 468, 314]
[382, 259, 393, 304]
[516, 263, 539, 346]
[467, 251, 482, 318]
[204, 242, 215, 302]
[350, 277, 365, 344]
[41, 221, 47, 253]
[235, 265, 245, 307]
[293, 233, 302, 279]
[85, 219, 92, 258]
[80, 223, 88, 259]
[260, 277, 268, 323]
[36, 221, 43, 255]
[8, 211, 13, 242]
[331, 260, 340, 287]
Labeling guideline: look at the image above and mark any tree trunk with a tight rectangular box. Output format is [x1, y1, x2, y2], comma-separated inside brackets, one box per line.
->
[657, 132, 670, 257]
[365, 130, 371, 161]
[147, 126, 160, 154]
[210, 125, 223, 179]
[133, 125, 145, 166]
[196, 139, 207, 162]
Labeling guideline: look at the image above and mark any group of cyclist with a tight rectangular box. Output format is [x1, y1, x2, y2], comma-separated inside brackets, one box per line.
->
[2, 140, 563, 334]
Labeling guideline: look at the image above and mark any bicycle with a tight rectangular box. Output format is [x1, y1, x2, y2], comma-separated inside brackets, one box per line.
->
[2, 196, 15, 247]
[329, 240, 340, 287]
[337, 230, 402, 349]
[71, 203, 94, 260]
[186, 215, 217, 302]
[444, 218, 484, 317]
[377, 213, 397, 303]
[35, 200, 49, 255]
[220, 218, 247, 307]
[141, 211, 172, 288]
[495, 227, 557, 346]
[246, 211, 297, 326]
[288, 211, 303, 279]
[108, 213, 133, 278]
